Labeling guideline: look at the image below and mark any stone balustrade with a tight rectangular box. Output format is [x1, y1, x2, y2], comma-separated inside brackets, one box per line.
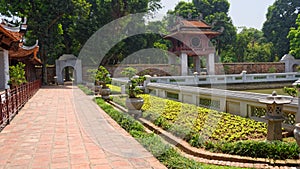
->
[148, 72, 300, 86]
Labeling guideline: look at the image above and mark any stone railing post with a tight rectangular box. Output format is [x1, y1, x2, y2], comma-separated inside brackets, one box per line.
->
[241, 70, 247, 82]
[144, 75, 151, 94]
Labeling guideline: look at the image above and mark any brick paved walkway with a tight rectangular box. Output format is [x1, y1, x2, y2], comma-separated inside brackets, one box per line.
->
[0, 86, 166, 169]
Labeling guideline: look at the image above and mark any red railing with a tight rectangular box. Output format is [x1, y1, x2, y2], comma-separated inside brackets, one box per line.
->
[0, 80, 41, 129]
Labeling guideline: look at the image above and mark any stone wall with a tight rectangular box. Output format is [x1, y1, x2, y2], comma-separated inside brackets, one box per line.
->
[215, 62, 285, 74]
[106, 64, 181, 77]
[35, 62, 289, 84]
[108, 62, 286, 76]
[36, 66, 56, 84]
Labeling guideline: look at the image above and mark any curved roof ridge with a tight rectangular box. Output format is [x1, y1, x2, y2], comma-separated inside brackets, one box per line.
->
[2, 24, 20, 32]
[21, 40, 39, 50]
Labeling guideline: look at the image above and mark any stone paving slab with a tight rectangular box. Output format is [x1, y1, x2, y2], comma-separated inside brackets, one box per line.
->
[0, 85, 166, 169]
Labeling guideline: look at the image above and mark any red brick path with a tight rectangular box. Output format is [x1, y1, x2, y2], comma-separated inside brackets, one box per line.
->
[0, 86, 166, 169]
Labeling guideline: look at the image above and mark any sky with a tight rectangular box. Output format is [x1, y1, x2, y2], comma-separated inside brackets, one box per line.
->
[158, 0, 276, 30]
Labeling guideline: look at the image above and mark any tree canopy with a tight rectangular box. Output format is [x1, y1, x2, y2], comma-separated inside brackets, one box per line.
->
[0, 0, 162, 83]
[2, 0, 299, 77]
[288, 14, 300, 59]
[262, 0, 300, 59]
[235, 28, 272, 62]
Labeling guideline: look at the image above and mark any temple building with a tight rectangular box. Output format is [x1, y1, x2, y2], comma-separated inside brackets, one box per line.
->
[0, 21, 41, 90]
[164, 18, 220, 75]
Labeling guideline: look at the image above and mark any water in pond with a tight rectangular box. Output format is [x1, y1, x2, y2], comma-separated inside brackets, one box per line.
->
[242, 88, 290, 96]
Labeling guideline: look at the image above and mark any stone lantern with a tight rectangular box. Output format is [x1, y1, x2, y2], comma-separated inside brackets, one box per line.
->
[259, 91, 293, 141]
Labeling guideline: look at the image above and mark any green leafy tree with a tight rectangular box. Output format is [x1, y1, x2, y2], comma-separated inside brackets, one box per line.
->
[193, 0, 230, 17]
[8, 62, 27, 87]
[204, 12, 236, 55]
[89, 0, 162, 66]
[244, 42, 273, 62]
[0, 0, 161, 84]
[193, 0, 236, 54]
[288, 14, 300, 59]
[233, 27, 272, 62]
[0, 0, 91, 84]
[262, 0, 300, 60]
[167, 1, 200, 19]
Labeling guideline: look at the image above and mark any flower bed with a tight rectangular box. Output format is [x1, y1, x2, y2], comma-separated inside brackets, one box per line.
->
[112, 94, 300, 160]
[95, 98, 243, 169]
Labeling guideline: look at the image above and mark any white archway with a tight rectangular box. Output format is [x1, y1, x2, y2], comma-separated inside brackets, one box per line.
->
[55, 54, 82, 84]
[280, 54, 300, 72]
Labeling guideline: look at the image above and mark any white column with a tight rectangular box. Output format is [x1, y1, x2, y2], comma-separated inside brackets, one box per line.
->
[207, 53, 215, 75]
[180, 53, 188, 76]
[0, 49, 10, 90]
[194, 56, 201, 73]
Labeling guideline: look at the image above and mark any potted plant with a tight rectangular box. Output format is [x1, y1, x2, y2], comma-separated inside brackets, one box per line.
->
[8, 62, 27, 88]
[133, 75, 146, 92]
[125, 76, 144, 118]
[94, 66, 112, 100]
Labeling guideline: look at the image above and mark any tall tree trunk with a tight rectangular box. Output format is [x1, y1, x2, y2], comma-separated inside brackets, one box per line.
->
[41, 42, 48, 85]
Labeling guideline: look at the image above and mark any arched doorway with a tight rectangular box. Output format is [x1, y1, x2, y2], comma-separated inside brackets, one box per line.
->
[62, 66, 75, 83]
[293, 64, 299, 72]
[55, 54, 82, 85]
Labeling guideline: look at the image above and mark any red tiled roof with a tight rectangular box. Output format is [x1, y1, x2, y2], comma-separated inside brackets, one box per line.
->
[0, 24, 41, 65]
[9, 41, 41, 65]
[0, 24, 22, 41]
[165, 30, 220, 39]
[181, 20, 211, 29]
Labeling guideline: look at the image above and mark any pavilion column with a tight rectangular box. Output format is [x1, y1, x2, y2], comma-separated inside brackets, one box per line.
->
[0, 49, 10, 90]
[194, 56, 201, 73]
[180, 52, 188, 76]
[207, 53, 215, 75]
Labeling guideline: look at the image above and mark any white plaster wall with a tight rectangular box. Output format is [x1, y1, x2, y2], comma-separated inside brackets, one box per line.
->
[0, 49, 9, 90]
